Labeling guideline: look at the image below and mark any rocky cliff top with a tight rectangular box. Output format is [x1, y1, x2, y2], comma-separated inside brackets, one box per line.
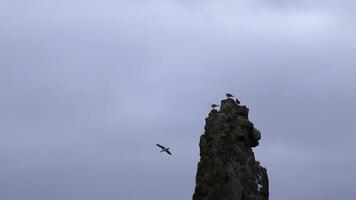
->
[193, 98, 269, 200]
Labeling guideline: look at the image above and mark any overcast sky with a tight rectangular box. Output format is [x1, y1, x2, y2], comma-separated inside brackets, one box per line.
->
[1, 0, 356, 200]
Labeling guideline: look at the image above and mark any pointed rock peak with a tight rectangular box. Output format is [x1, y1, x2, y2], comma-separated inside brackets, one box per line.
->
[193, 97, 269, 200]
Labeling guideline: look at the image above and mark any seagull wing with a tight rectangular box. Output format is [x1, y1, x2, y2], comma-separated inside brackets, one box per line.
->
[165, 149, 172, 155]
[156, 144, 165, 150]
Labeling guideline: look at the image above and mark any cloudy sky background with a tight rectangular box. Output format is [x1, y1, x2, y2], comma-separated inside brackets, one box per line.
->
[1, 0, 356, 199]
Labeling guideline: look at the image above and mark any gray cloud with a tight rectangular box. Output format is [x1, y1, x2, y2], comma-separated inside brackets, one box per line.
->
[1, 0, 356, 199]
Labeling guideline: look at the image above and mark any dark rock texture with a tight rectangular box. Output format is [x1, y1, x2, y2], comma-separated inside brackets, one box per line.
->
[193, 98, 269, 200]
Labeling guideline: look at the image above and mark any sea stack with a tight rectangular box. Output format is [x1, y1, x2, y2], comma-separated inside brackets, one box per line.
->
[193, 98, 269, 200]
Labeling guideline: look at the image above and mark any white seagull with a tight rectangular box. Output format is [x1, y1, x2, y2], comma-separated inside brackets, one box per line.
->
[156, 144, 172, 155]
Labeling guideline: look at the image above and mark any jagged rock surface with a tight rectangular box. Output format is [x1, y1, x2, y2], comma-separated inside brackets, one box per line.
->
[193, 98, 269, 200]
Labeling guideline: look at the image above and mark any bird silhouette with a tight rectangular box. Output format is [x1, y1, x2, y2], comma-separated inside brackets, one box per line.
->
[210, 103, 219, 109]
[156, 144, 172, 155]
[235, 98, 240, 104]
[226, 93, 234, 98]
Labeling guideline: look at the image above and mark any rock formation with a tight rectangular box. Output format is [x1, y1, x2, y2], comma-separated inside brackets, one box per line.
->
[193, 98, 269, 200]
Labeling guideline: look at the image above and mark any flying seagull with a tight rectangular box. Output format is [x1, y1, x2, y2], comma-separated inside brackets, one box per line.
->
[156, 144, 172, 155]
[226, 93, 234, 98]
[210, 103, 219, 109]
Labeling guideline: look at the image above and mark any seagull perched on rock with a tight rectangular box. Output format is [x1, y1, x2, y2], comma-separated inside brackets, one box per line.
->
[226, 93, 234, 98]
[209, 103, 219, 109]
[235, 98, 240, 104]
[156, 144, 172, 155]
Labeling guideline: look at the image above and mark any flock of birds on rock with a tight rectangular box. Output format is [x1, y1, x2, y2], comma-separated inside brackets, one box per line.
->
[156, 93, 239, 156]
[210, 93, 240, 109]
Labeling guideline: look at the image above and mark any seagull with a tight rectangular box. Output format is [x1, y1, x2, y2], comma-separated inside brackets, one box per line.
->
[209, 103, 219, 109]
[235, 98, 240, 104]
[156, 144, 172, 155]
[226, 93, 235, 98]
